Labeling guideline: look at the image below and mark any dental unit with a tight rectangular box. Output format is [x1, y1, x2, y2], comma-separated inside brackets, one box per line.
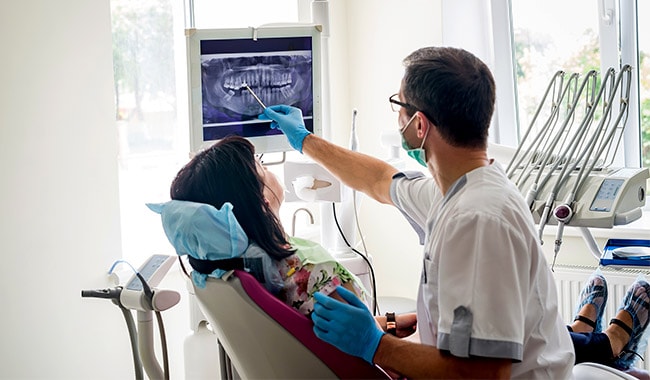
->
[506, 65, 649, 265]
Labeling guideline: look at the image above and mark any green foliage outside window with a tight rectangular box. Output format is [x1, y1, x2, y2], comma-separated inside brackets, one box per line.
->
[515, 27, 650, 168]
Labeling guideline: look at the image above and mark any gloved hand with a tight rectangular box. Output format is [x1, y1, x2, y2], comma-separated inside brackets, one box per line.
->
[311, 286, 384, 364]
[259, 105, 311, 153]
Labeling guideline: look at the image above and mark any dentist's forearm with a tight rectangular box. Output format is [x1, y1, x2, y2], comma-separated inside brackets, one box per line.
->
[301, 134, 398, 205]
[373, 335, 512, 379]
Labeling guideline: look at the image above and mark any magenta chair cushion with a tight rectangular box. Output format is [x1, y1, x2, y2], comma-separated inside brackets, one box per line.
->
[234, 270, 389, 379]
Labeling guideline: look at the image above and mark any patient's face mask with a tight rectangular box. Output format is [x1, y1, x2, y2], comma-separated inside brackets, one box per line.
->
[400, 113, 429, 167]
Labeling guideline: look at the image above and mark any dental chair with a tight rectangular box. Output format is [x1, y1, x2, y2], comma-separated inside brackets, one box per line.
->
[573, 362, 639, 380]
[193, 269, 645, 380]
[191, 269, 390, 379]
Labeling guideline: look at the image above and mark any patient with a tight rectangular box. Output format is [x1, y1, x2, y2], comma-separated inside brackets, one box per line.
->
[151, 136, 366, 316]
[570, 270, 650, 379]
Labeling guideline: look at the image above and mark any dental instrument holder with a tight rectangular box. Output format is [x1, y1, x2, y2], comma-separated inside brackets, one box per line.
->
[507, 66, 649, 263]
[522, 167, 648, 228]
[81, 254, 179, 380]
[515, 152, 648, 263]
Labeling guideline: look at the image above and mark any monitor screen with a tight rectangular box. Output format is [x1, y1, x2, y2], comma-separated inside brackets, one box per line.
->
[186, 25, 322, 154]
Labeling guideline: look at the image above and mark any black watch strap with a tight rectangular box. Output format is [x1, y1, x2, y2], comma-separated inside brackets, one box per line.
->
[385, 312, 397, 336]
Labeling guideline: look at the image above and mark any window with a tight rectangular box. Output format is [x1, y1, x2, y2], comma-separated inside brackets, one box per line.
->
[111, 0, 187, 263]
[511, 0, 600, 135]
[639, 1, 650, 166]
[111, 0, 299, 263]
[509, 0, 647, 168]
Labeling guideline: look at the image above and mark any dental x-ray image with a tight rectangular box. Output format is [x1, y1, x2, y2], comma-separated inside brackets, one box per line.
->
[199, 36, 314, 141]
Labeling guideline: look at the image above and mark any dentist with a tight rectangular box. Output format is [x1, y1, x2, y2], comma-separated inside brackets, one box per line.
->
[260, 46, 574, 379]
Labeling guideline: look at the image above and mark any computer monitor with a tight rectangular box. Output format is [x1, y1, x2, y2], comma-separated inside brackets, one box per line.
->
[186, 25, 323, 154]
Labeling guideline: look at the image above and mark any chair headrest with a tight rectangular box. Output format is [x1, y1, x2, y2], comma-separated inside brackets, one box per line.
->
[147, 200, 248, 288]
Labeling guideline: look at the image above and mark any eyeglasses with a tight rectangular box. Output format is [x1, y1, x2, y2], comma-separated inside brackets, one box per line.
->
[388, 93, 438, 126]
[389, 93, 417, 113]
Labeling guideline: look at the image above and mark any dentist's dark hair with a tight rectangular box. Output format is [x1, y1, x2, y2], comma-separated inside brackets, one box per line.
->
[402, 46, 495, 149]
[170, 135, 294, 260]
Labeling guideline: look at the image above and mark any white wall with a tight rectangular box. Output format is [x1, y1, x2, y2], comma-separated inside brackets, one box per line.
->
[0, 0, 132, 378]
[327, 0, 443, 301]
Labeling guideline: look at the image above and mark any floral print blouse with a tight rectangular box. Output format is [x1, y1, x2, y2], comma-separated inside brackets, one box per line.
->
[275, 237, 367, 315]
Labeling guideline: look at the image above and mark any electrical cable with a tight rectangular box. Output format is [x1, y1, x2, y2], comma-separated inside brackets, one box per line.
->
[108, 259, 139, 279]
[331, 202, 379, 316]
[137, 273, 170, 380]
[137, 273, 154, 309]
[155, 311, 170, 380]
[352, 190, 369, 255]
[349, 109, 369, 259]
[117, 302, 144, 380]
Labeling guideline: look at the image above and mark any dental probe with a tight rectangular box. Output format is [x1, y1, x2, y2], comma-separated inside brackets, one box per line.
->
[242, 83, 267, 109]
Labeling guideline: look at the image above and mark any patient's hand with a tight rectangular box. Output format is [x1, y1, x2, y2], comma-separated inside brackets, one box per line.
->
[396, 313, 417, 338]
[330, 281, 361, 303]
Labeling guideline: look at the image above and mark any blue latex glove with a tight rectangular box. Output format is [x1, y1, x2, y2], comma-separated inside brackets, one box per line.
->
[311, 286, 385, 364]
[259, 105, 311, 153]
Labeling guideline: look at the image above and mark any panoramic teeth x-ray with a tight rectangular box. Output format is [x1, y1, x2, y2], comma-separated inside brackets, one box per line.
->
[201, 53, 312, 124]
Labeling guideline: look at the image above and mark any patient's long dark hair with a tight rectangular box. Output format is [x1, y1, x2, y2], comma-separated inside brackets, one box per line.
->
[170, 136, 294, 260]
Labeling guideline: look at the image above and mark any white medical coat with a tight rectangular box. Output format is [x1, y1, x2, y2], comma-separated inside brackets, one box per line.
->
[390, 162, 574, 379]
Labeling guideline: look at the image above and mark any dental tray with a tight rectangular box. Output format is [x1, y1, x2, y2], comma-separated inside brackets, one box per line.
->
[600, 239, 650, 267]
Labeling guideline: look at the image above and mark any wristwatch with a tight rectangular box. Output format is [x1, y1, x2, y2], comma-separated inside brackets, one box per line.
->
[385, 312, 397, 336]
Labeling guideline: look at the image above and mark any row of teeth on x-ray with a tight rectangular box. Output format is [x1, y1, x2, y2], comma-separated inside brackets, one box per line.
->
[222, 71, 295, 102]
[223, 71, 294, 91]
[223, 86, 297, 104]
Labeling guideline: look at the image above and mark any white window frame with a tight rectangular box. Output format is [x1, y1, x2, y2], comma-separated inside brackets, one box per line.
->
[489, 0, 518, 147]
[441, 0, 519, 147]
[615, 0, 641, 167]
[444, 0, 643, 168]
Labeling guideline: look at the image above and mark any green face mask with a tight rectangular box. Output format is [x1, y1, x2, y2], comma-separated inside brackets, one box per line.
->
[401, 139, 428, 167]
[400, 114, 429, 167]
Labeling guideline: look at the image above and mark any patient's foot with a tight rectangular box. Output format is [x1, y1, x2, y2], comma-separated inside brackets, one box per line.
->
[607, 280, 650, 369]
[606, 308, 637, 357]
[572, 271, 608, 333]
[571, 304, 599, 333]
